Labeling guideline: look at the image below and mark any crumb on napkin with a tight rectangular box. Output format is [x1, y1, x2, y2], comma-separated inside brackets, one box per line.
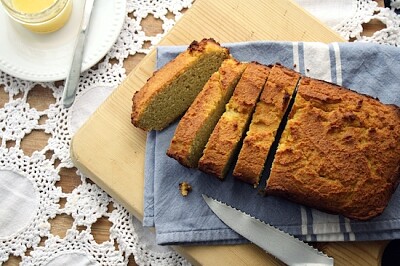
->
[179, 182, 192, 197]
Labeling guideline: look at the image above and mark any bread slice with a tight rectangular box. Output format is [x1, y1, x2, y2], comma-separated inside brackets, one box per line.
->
[233, 64, 300, 186]
[131, 38, 230, 131]
[167, 59, 247, 168]
[266, 77, 400, 220]
[198, 62, 271, 179]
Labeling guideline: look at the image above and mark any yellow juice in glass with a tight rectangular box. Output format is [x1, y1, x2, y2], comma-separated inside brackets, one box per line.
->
[12, 0, 57, 13]
[1, 0, 72, 33]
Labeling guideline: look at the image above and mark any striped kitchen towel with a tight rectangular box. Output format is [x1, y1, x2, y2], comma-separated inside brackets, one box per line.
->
[143, 41, 400, 245]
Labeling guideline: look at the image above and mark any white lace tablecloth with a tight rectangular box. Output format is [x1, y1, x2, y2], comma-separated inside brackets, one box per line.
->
[0, 0, 399, 265]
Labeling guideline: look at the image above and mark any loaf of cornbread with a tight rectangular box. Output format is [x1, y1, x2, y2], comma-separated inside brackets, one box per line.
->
[167, 59, 247, 168]
[266, 77, 400, 220]
[131, 38, 230, 131]
[233, 64, 300, 186]
[132, 37, 399, 220]
[198, 62, 271, 179]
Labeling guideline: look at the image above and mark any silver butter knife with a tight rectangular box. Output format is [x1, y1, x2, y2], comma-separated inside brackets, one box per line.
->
[62, 0, 95, 108]
[202, 194, 334, 266]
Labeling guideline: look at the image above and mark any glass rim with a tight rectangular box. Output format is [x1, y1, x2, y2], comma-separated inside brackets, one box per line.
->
[0, 0, 69, 23]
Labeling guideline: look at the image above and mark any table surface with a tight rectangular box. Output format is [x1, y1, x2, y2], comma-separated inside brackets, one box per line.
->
[2, 0, 389, 265]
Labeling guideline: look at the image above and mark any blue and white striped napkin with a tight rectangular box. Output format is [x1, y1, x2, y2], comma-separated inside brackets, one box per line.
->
[143, 41, 400, 245]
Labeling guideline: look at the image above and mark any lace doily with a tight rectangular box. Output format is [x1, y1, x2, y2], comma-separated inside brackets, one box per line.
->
[333, 0, 400, 45]
[0, 0, 399, 265]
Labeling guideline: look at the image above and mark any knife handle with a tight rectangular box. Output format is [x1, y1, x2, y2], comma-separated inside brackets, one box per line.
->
[62, 30, 86, 108]
[62, 0, 95, 108]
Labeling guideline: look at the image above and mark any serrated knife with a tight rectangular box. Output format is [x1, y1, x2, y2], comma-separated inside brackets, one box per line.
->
[202, 194, 334, 266]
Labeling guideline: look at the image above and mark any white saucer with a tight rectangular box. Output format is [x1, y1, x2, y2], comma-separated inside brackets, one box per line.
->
[0, 0, 126, 82]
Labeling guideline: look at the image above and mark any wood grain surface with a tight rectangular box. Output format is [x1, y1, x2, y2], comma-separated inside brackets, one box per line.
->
[2, 0, 390, 265]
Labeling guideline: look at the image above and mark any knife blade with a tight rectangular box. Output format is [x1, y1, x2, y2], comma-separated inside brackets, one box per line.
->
[62, 0, 95, 108]
[202, 194, 334, 266]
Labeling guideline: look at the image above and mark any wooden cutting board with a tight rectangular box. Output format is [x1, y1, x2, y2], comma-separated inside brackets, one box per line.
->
[70, 0, 388, 264]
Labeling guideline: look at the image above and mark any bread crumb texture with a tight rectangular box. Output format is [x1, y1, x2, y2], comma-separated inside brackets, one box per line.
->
[131, 38, 230, 131]
[167, 59, 246, 167]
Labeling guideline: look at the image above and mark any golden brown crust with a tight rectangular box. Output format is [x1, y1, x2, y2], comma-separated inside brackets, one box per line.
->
[131, 38, 230, 131]
[198, 62, 271, 179]
[167, 59, 247, 167]
[233, 64, 300, 186]
[266, 77, 400, 220]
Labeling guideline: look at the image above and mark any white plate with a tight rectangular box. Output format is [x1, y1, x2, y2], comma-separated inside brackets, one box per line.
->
[0, 0, 126, 82]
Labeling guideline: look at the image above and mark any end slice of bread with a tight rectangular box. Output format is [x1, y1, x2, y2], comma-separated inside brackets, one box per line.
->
[266, 77, 400, 220]
[167, 59, 247, 168]
[131, 38, 230, 131]
[233, 64, 300, 186]
[198, 62, 271, 179]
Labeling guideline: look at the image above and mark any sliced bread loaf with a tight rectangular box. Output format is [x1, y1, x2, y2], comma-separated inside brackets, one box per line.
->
[233, 64, 300, 186]
[198, 62, 271, 179]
